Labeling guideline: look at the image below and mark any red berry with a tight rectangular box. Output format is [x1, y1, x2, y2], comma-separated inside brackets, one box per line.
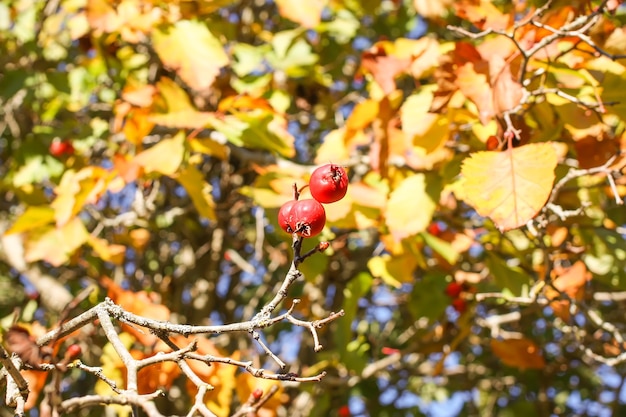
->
[49, 140, 74, 157]
[427, 222, 442, 236]
[338, 405, 351, 417]
[445, 282, 463, 298]
[309, 164, 348, 204]
[278, 200, 297, 233]
[381, 346, 400, 355]
[252, 388, 263, 401]
[485, 135, 499, 151]
[318, 241, 330, 252]
[292, 199, 326, 237]
[66, 344, 82, 359]
[451, 298, 467, 313]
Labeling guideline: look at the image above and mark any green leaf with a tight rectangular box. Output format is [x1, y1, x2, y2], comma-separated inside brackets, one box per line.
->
[409, 272, 449, 322]
[485, 252, 531, 297]
[421, 231, 460, 264]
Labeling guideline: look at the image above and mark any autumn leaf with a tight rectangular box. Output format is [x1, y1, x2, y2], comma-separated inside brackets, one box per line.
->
[52, 166, 113, 227]
[275, 0, 327, 28]
[361, 43, 412, 95]
[175, 165, 216, 221]
[134, 132, 186, 176]
[385, 174, 437, 240]
[368, 254, 419, 288]
[490, 337, 546, 370]
[454, 0, 511, 31]
[413, 0, 453, 18]
[546, 261, 592, 321]
[88, 235, 126, 265]
[5, 206, 55, 235]
[24, 218, 89, 267]
[460, 143, 558, 231]
[152, 20, 228, 91]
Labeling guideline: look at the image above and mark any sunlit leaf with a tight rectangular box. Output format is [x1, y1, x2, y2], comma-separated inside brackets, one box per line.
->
[386, 174, 437, 240]
[24, 218, 89, 267]
[490, 337, 546, 370]
[88, 236, 126, 265]
[461, 143, 558, 231]
[275, 0, 326, 28]
[52, 166, 113, 226]
[175, 165, 216, 221]
[5, 206, 55, 235]
[134, 132, 186, 175]
[368, 254, 419, 288]
[152, 20, 228, 91]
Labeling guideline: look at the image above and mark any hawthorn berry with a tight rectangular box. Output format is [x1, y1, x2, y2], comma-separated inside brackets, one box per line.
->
[49, 140, 74, 157]
[451, 298, 467, 313]
[309, 164, 348, 204]
[292, 199, 326, 237]
[66, 344, 82, 359]
[278, 200, 297, 233]
[445, 282, 463, 298]
[251, 388, 263, 401]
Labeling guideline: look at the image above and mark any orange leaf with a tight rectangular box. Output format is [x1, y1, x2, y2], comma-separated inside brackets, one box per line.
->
[101, 277, 171, 346]
[152, 20, 228, 91]
[346, 99, 379, 131]
[454, 0, 512, 31]
[460, 143, 557, 231]
[361, 43, 412, 95]
[275, 0, 326, 28]
[490, 337, 546, 370]
[490, 54, 523, 115]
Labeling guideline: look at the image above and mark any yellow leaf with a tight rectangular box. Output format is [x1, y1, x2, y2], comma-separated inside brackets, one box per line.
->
[24, 218, 89, 267]
[461, 143, 557, 231]
[5, 206, 55, 235]
[88, 236, 126, 265]
[314, 128, 351, 165]
[490, 337, 546, 370]
[134, 132, 186, 175]
[368, 254, 419, 288]
[385, 174, 436, 240]
[52, 167, 112, 227]
[235, 372, 285, 416]
[152, 20, 228, 91]
[189, 137, 229, 160]
[174, 166, 216, 221]
[275, 0, 326, 28]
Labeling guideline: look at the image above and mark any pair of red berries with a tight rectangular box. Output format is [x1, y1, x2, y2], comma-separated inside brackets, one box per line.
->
[278, 164, 348, 238]
[445, 281, 469, 313]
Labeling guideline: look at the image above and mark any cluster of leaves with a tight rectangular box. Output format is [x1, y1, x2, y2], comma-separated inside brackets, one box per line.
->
[1, 0, 626, 416]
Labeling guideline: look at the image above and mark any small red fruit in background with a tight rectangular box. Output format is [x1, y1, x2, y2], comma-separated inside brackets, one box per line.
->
[338, 405, 351, 417]
[427, 222, 442, 236]
[318, 241, 330, 252]
[66, 344, 82, 359]
[485, 135, 500, 151]
[49, 140, 74, 157]
[309, 164, 348, 204]
[251, 388, 263, 401]
[445, 282, 463, 298]
[451, 298, 467, 313]
[292, 199, 326, 237]
[278, 200, 297, 233]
